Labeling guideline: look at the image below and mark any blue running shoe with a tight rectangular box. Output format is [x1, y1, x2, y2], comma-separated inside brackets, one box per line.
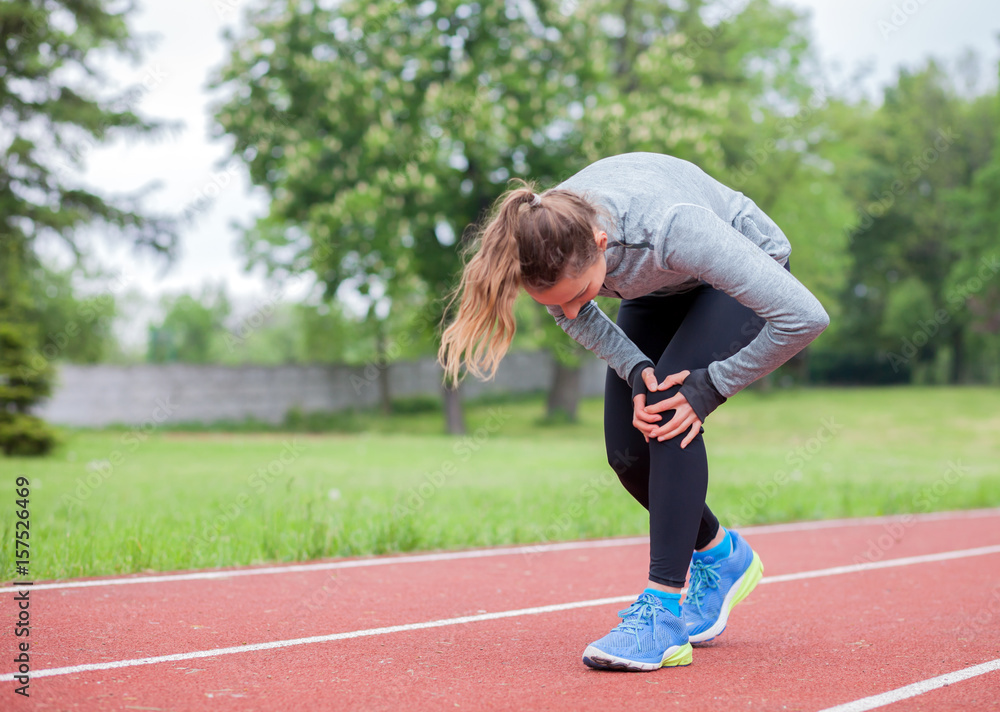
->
[582, 592, 693, 671]
[683, 530, 763, 644]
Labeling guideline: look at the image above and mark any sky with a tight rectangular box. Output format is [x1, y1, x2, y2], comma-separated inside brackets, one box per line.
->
[55, 0, 1000, 339]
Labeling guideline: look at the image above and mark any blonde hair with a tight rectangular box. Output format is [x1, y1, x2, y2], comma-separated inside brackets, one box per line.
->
[437, 179, 612, 384]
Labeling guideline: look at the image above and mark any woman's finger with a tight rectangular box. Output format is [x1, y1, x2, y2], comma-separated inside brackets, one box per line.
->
[644, 393, 684, 414]
[652, 418, 682, 440]
[632, 416, 654, 442]
[633, 395, 661, 428]
[657, 416, 694, 442]
[654, 410, 696, 440]
[679, 419, 703, 449]
[656, 369, 690, 391]
[649, 409, 683, 439]
[635, 408, 661, 423]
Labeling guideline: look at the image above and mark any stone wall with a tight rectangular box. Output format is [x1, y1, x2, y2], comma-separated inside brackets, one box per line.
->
[34, 351, 610, 427]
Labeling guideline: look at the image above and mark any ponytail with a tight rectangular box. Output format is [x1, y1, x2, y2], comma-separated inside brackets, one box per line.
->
[438, 179, 612, 384]
[438, 183, 540, 384]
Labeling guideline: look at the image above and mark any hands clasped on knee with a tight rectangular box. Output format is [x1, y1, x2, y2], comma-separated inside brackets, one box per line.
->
[631, 368, 702, 448]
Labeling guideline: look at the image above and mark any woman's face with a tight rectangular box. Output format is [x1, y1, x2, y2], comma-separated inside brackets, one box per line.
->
[524, 230, 608, 319]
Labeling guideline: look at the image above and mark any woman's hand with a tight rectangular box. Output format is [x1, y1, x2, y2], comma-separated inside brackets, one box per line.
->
[632, 368, 703, 449]
[631, 366, 664, 443]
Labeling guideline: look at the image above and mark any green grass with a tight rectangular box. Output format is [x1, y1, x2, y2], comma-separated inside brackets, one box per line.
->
[2, 386, 998, 580]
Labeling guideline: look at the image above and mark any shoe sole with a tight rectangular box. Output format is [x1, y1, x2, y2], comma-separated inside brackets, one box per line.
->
[581, 642, 693, 672]
[688, 551, 764, 645]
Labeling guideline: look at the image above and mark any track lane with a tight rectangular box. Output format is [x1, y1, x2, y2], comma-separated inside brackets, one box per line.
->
[8, 512, 1000, 710]
[23, 550, 1000, 712]
[11, 513, 1000, 676]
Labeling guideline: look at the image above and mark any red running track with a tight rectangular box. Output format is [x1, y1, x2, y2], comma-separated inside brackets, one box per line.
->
[4, 509, 1000, 711]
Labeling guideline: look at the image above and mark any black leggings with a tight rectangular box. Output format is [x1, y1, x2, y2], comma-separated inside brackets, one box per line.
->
[603, 262, 790, 588]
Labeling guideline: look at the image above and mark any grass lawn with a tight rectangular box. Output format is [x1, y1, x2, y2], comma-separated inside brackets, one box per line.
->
[2, 386, 998, 580]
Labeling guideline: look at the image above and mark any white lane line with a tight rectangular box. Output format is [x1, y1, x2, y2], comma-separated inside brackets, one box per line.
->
[5, 508, 999, 593]
[733, 507, 1000, 535]
[816, 658, 1000, 712]
[0, 595, 633, 682]
[0, 537, 640, 593]
[3, 541, 998, 682]
[760, 544, 1000, 584]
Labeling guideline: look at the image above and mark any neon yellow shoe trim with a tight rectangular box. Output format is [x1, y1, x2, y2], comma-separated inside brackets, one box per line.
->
[661, 642, 693, 667]
[730, 551, 764, 609]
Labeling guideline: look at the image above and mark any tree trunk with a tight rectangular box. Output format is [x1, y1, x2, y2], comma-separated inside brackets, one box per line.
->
[950, 325, 965, 384]
[441, 380, 466, 435]
[789, 347, 810, 385]
[375, 323, 392, 415]
[547, 360, 581, 421]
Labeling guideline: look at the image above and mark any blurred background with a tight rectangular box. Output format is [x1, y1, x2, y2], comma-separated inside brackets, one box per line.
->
[1, 0, 997, 579]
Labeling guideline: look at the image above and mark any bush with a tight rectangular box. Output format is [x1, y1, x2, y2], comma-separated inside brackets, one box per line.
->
[389, 395, 441, 414]
[282, 405, 368, 432]
[0, 319, 57, 457]
[0, 413, 58, 456]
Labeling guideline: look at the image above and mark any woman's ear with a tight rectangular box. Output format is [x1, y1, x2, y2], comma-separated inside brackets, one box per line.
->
[594, 230, 608, 250]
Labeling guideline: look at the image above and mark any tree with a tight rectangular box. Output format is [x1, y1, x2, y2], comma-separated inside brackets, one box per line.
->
[945, 85, 1000, 383]
[211, 0, 581, 431]
[547, 0, 842, 397]
[831, 60, 997, 383]
[213, 0, 832, 427]
[28, 265, 121, 364]
[0, 241, 54, 456]
[148, 285, 230, 363]
[0, 0, 176, 455]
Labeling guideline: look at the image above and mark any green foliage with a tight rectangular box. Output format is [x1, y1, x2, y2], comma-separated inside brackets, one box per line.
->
[27, 265, 121, 364]
[817, 60, 1000, 384]
[281, 405, 368, 433]
[204, 2, 993, 389]
[0, 320, 52, 408]
[280, 396, 441, 433]
[147, 285, 231, 363]
[947, 93, 1000, 340]
[386, 394, 443, 415]
[0, 413, 58, 457]
[211, 0, 579, 339]
[290, 303, 355, 362]
[0, 320, 57, 457]
[211, 0, 841, 402]
[0, 0, 178, 257]
[140, 280, 442, 366]
[218, 301, 305, 364]
[0, 226, 56, 456]
[0, 0, 178, 454]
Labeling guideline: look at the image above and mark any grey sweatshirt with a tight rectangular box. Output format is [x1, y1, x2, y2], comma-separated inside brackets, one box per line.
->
[548, 152, 830, 400]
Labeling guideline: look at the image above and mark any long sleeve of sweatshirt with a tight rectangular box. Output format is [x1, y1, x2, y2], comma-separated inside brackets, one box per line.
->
[545, 152, 830, 398]
[546, 299, 652, 387]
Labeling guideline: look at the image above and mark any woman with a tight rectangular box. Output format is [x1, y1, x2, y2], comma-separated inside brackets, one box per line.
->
[437, 152, 830, 671]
